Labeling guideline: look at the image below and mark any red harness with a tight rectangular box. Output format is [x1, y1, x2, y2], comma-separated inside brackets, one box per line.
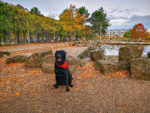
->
[56, 60, 68, 69]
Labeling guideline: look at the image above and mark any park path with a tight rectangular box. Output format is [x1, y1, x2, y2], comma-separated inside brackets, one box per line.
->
[0, 43, 150, 113]
[0, 43, 68, 52]
[0, 61, 150, 113]
[0, 42, 87, 57]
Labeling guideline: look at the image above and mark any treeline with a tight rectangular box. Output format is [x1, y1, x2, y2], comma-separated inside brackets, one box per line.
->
[0, 1, 110, 45]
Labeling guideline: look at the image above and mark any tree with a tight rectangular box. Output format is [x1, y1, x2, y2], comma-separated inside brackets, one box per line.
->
[59, 5, 85, 40]
[123, 29, 131, 38]
[90, 7, 110, 41]
[78, 6, 90, 19]
[16, 4, 28, 11]
[0, 2, 13, 45]
[131, 23, 146, 40]
[30, 7, 42, 16]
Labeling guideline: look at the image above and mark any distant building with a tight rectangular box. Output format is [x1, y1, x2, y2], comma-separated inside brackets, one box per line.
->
[106, 29, 129, 37]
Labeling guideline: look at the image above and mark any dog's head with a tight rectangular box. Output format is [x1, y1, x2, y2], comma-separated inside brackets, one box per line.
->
[55, 50, 66, 64]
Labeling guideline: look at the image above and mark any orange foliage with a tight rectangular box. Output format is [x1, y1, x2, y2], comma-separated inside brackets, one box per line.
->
[107, 70, 129, 77]
[77, 62, 99, 79]
[131, 23, 146, 39]
[26, 69, 42, 75]
[16, 92, 20, 96]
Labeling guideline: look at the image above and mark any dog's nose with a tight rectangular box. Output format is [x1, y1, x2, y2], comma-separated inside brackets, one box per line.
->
[56, 54, 62, 59]
[56, 56, 61, 59]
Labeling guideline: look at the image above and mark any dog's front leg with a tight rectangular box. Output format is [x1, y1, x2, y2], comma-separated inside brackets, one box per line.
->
[54, 73, 59, 89]
[65, 70, 70, 92]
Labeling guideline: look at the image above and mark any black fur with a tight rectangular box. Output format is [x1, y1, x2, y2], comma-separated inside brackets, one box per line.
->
[54, 50, 73, 92]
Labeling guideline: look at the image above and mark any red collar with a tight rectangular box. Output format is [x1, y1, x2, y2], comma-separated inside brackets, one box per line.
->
[56, 60, 68, 69]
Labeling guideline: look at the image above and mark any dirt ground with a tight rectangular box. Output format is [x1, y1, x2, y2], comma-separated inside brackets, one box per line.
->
[0, 43, 150, 113]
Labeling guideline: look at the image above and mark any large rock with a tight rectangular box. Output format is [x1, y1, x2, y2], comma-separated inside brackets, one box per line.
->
[6, 55, 28, 64]
[148, 52, 150, 58]
[68, 57, 86, 74]
[119, 46, 143, 70]
[77, 46, 95, 59]
[25, 50, 53, 67]
[90, 49, 104, 61]
[25, 53, 41, 67]
[94, 60, 121, 75]
[42, 56, 86, 74]
[104, 55, 118, 63]
[39, 50, 53, 58]
[0, 51, 10, 58]
[131, 58, 150, 81]
[42, 55, 55, 74]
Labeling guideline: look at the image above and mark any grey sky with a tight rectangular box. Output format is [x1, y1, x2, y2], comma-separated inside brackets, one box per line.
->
[2, 0, 150, 30]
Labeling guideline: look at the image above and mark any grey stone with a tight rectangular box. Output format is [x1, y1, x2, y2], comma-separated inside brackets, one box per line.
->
[131, 58, 150, 81]
[94, 60, 121, 75]
[90, 49, 104, 61]
[25, 49, 53, 67]
[42, 55, 55, 74]
[119, 46, 143, 70]
[25, 53, 42, 67]
[77, 46, 95, 59]
[6, 55, 28, 64]
[0, 51, 10, 58]
[39, 50, 53, 58]
[104, 55, 118, 63]
[68, 58, 86, 74]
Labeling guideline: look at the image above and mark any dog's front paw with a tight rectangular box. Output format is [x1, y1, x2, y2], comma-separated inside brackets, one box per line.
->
[53, 84, 58, 89]
[66, 88, 70, 92]
[69, 84, 74, 87]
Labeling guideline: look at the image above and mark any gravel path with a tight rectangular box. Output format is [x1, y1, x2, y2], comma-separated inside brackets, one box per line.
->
[0, 62, 150, 113]
[0, 43, 150, 113]
[0, 43, 87, 58]
[0, 43, 68, 52]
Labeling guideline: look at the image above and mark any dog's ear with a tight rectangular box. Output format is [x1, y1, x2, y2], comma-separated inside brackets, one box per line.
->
[63, 50, 66, 57]
[62, 50, 66, 58]
[55, 50, 59, 57]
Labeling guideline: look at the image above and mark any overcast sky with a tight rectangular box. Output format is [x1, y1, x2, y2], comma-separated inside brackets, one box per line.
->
[2, 0, 150, 30]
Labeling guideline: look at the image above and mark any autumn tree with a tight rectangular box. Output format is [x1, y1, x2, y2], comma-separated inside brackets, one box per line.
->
[0, 1, 62, 45]
[0, 2, 13, 45]
[59, 5, 85, 40]
[131, 23, 146, 40]
[146, 32, 150, 39]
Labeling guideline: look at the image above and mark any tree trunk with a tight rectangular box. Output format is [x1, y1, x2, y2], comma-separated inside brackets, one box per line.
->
[55, 34, 58, 42]
[16, 31, 20, 44]
[63, 37, 67, 42]
[29, 31, 33, 43]
[3, 31, 7, 45]
[46, 32, 49, 42]
[35, 30, 39, 43]
[23, 32, 27, 43]
[6, 31, 11, 45]
[41, 29, 44, 42]
[76, 32, 79, 41]
[0, 37, 2, 46]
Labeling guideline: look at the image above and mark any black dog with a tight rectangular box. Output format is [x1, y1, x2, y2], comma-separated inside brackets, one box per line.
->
[54, 50, 73, 92]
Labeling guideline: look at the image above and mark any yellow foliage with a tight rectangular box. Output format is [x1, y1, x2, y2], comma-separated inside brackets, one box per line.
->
[59, 5, 85, 34]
